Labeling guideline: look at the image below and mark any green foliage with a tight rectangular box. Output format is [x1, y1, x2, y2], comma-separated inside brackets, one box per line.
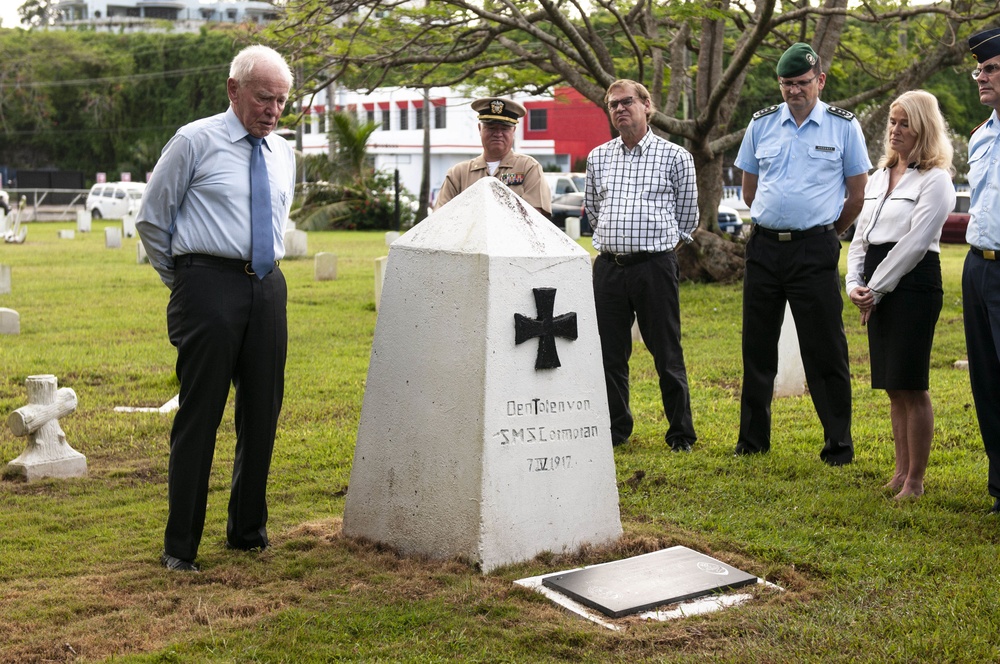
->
[0, 28, 242, 182]
[293, 170, 415, 231]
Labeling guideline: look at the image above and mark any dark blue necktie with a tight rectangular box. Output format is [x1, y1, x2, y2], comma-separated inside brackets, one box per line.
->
[246, 135, 274, 279]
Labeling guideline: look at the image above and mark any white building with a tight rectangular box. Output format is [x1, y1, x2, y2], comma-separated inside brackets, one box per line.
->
[52, 0, 279, 29]
[298, 86, 563, 198]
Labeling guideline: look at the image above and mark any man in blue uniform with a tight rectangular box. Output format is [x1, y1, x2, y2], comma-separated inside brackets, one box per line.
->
[965, 28, 1000, 513]
[733, 43, 870, 465]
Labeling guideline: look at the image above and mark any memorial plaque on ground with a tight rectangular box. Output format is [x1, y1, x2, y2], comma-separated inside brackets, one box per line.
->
[542, 546, 758, 618]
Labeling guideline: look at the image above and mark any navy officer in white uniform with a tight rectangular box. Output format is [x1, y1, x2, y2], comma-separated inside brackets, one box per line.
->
[733, 43, 870, 466]
[965, 28, 1000, 514]
[137, 44, 296, 571]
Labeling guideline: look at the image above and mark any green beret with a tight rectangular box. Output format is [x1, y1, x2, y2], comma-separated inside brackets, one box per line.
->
[776, 43, 819, 78]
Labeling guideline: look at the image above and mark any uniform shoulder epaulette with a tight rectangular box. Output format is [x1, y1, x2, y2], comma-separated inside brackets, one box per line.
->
[827, 106, 855, 121]
[971, 117, 990, 135]
[752, 105, 779, 120]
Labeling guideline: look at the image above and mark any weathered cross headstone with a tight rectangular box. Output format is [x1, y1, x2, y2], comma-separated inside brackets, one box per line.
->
[774, 302, 806, 398]
[314, 252, 337, 281]
[105, 226, 121, 249]
[0, 264, 10, 295]
[0, 307, 19, 335]
[5, 375, 87, 480]
[343, 177, 622, 572]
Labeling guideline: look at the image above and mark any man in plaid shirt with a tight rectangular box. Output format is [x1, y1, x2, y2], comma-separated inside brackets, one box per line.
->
[585, 79, 699, 451]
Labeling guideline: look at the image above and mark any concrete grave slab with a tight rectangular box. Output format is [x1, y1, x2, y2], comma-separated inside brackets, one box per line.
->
[0, 264, 10, 295]
[0, 307, 19, 334]
[315, 252, 337, 281]
[105, 226, 121, 249]
[343, 177, 622, 573]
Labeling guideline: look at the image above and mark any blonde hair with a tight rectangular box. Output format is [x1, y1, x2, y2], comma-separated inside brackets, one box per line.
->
[605, 79, 656, 120]
[879, 90, 953, 173]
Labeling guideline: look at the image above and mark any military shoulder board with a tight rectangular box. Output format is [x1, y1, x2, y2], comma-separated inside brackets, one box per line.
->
[499, 172, 525, 186]
[827, 106, 855, 121]
[753, 105, 779, 120]
[971, 117, 990, 136]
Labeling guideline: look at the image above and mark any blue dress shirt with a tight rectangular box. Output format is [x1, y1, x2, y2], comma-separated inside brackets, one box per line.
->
[136, 107, 297, 288]
[735, 101, 871, 230]
[968, 111, 1000, 250]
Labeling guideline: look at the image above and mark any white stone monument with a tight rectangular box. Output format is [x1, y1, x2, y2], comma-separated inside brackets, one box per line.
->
[565, 217, 581, 240]
[105, 226, 121, 249]
[284, 219, 308, 258]
[774, 302, 806, 398]
[315, 252, 337, 281]
[0, 308, 19, 335]
[5, 375, 87, 480]
[343, 178, 623, 573]
[76, 208, 92, 233]
[0, 264, 10, 295]
[122, 209, 137, 238]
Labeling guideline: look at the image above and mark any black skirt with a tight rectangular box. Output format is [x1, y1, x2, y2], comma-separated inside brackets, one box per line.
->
[863, 243, 942, 390]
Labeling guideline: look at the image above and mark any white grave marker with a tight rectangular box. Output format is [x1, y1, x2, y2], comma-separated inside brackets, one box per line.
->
[76, 209, 92, 232]
[0, 264, 10, 295]
[0, 307, 18, 334]
[57, 229, 75, 240]
[122, 209, 137, 238]
[5, 375, 87, 480]
[136, 240, 148, 264]
[315, 252, 337, 281]
[105, 226, 121, 249]
[284, 219, 307, 258]
[373, 255, 388, 311]
[774, 302, 806, 398]
[343, 178, 622, 573]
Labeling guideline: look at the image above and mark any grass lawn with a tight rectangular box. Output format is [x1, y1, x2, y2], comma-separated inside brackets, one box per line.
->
[0, 222, 997, 663]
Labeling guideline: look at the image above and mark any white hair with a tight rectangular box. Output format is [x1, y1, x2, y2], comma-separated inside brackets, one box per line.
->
[229, 45, 293, 86]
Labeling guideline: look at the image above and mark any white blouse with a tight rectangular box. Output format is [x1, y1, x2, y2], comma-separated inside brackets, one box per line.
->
[845, 166, 955, 304]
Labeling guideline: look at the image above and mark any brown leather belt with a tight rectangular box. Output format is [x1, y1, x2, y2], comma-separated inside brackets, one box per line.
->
[754, 224, 835, 241]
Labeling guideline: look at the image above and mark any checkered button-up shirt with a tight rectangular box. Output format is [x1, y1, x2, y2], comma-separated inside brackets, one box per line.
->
[586, 129, 699, 254]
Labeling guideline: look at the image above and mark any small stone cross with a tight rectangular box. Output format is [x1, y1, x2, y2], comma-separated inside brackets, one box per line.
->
[514, 287, 578, 369]
[5, 374, 87, 480]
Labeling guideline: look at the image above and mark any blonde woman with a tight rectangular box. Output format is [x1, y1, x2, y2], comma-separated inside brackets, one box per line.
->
[846, 90, 955, 499]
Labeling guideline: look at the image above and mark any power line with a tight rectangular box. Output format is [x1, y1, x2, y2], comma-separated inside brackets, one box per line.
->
[10, 63, 230, 89]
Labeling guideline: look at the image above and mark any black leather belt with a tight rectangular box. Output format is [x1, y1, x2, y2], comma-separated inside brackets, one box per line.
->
[176, 253, 279, 275]
[971, 246, 998, 261]
[753, 224, 835, 241]
[600, 251, 666, 267]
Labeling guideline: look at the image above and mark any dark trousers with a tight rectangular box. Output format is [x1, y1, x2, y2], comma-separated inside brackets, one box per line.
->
[962, 251, 1000, 497]
[164, 255, 287, 561]
[593, 251, 696, 446]
[737, 229, 853, 463]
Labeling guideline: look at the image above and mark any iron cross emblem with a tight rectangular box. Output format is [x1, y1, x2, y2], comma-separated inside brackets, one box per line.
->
[514, 287, 578, 369]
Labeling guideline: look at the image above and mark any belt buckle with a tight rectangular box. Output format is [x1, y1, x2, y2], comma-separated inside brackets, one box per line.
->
[613, 253, 627, 266]
[778, 232, 792, 242]
[985, 249, 997, 261]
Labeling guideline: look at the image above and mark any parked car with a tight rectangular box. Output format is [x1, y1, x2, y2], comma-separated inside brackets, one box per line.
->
[550, 192, 586, 233]
[941, 190, 970, 244]
[717, 204, 744, 237]
[543, 172, 586, 197]
[86, 181, 145, 219]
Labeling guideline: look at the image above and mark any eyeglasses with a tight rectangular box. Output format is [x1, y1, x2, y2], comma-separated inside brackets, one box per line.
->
[778, 75, 818, 91]
[607, 96, 636, 111]
[972, 63, 1000, 79]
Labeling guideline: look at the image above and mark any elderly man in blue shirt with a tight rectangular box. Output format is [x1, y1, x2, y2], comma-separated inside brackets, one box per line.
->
[734, 43, 871, 466]
[965, 28, 1000, 514]
[137, 44, 297, 571]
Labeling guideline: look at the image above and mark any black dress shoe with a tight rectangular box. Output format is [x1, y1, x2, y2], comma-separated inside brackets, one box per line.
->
[670, 441, 693, 453]
[989, 498, 1000, 515]
[161, 553, 199, 572]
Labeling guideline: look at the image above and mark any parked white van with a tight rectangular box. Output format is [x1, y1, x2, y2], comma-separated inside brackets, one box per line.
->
[86, 182, 145, 219]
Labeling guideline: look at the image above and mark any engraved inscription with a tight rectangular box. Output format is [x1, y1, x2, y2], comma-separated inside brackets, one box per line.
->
[498, 426, 599, 445]
[506, 398, 591, 416]
[527, 456, 572, 472]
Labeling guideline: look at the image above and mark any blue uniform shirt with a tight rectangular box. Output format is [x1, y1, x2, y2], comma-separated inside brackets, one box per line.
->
[136, 107, 297, 288]
[967, 111, 1000, 250]
[735, 101, 871, 230]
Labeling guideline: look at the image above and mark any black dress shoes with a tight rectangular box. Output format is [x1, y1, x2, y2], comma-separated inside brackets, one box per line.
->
[989, 498, 1000, 515]
[161, 553, 199, 572]
[226, 541, 269, 552]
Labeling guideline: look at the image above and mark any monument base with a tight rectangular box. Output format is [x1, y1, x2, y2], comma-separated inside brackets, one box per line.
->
[5, 449, 87, 481]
